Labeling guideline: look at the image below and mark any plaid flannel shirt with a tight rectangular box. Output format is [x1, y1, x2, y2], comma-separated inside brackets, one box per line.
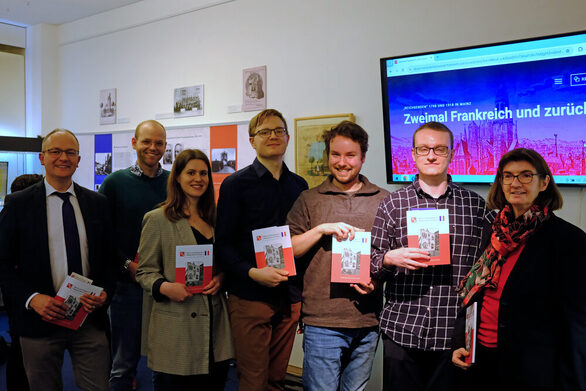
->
[371, 176, 496, 351]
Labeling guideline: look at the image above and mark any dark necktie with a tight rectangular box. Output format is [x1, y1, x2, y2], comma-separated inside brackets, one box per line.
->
[55, 192, 83, 276]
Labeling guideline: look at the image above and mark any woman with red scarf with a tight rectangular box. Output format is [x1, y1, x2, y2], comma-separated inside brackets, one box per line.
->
[452, 148, 586, 391]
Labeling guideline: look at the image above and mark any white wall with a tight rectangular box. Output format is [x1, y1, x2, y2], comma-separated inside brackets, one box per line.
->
[0, 22, 26, 137]
[0, 22, 25, 47]
[50, 0, 586, 230]
[0, 51, 25, 136]
[26, 23, 60, 138]
[25, 0, 586, 388]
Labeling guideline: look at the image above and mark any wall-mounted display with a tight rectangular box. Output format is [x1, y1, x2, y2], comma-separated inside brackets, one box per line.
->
[99, 88, 117, 125]
[380, 30, 586, 185]
[174, 85, 204, 117]
[294, 113, 355, 188]
[242, 65, 266, 112]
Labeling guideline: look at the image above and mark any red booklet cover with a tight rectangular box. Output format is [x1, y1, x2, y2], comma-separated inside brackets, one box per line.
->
[175, 244, 213, 294]
[331, 232, 371, 284]
[45, 274, 103, 330]
[406, 209, 450, 265]
[251, 225, 296, 276]
[465, 302, 478, 364]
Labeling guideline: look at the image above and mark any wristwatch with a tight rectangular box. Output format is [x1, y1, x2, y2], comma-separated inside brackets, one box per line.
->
[123, 259, 133, 271]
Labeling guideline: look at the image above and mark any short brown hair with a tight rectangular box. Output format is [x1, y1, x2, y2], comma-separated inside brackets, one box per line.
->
[161, 149, 216, 226]
[135, 120, 166, 139]
[322, 120, 369, 157]
[42, 129, 79, 151]
[487, 148, 563, 210]
[248, 109, 288, 137]
[412, 121, 453, 148]
[10, 174, 43, 193]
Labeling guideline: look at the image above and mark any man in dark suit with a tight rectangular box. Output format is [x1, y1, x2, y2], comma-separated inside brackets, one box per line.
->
[0, 129, 116, 391]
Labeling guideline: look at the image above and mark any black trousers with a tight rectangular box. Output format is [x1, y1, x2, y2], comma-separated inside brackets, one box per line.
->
[6, 332, 30, 391]
[382, 334, 455, 391]
[460, 344, 554, 391]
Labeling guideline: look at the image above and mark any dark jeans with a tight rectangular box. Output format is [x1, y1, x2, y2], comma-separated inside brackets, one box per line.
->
[109, 281, 145, 391]
[152, 361, 229, 391]
[382, 334, 455, 391]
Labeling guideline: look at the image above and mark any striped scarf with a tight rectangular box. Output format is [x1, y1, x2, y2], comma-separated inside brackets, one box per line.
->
[458, 204, 549, 306]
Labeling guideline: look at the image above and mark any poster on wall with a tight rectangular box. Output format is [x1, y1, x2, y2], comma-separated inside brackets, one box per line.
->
[211, 148, 236, 174]
[99, 88, 117, 125]
[242, 65, 267, 112]
[79, 123, 252, 195]
[294, 113, 355, 188]
[174, 85, 204, 117]
[111, 132, 136, 172]
[162, 127, 211, 171]
[94, 134, 112, 191]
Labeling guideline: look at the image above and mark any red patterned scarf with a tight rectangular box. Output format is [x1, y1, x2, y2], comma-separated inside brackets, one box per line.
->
[458, 204, 550, 306]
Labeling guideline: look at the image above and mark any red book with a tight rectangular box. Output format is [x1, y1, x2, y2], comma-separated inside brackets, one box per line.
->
[331, 232, 371, 284]
[175, 244, 213, 294]
[465, 302, 478, 364]
[45, 273, 103, 330]
[406, 209, 450, 265]
[251, 225, 296, 276]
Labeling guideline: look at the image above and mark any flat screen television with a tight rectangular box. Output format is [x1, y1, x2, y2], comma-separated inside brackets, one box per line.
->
[380, 31, 586, 185]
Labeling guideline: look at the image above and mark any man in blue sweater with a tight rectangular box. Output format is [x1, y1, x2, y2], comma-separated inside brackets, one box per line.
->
[98, 120, 169, 391]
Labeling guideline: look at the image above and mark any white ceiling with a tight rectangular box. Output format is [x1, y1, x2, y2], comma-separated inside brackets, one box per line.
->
[0, 0, 144, 27]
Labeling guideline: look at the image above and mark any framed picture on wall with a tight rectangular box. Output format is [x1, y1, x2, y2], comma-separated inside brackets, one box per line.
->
[242, 65, 267, 112]
[99, 88, 117, 125]
[294, 113, 355, 189]
[174, 85, 204, 117]
[0, 161, 8, 202]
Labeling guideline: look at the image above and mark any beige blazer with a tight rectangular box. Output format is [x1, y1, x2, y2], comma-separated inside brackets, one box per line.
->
[136, 208, 233, 376]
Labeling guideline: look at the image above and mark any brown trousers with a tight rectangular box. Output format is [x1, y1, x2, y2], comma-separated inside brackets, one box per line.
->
[228, 295, 301, 391]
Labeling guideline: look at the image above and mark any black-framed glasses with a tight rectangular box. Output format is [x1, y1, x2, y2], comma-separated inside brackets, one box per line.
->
[501, 171, 542, 185]
[43, 148, 79, 158]
[252, 127, 288, 138]
[413, 145, 450, 157]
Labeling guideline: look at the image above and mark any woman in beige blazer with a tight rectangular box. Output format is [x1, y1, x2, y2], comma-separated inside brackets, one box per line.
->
[136, 149, 233, 390]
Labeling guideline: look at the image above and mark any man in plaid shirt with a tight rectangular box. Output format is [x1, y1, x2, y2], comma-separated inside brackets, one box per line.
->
[371, 122, 495, 391]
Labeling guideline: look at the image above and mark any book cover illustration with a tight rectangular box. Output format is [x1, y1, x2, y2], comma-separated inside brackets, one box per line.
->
[251, 225, 296, 276]
[47, 273, 103, 330]
[465, 302, 478, 364]
[406, 208, 450, 265]
[175, 244, 213, 294]
[331, 231, 371, 284]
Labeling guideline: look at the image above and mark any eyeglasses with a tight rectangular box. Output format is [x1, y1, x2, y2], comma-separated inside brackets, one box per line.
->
[501, 171, 542, 185]
[413, 146, 450, 157]
[43, 148, 79, 158]
[252, 127, 288, 138]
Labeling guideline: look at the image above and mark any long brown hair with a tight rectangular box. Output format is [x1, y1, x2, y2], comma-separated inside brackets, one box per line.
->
[162, 149, 216, 225]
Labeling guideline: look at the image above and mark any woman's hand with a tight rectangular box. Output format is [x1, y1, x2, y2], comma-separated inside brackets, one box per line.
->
[160, 282, 192, 302]
[452, 347, 472, 370]
[202, 273, 224, 295]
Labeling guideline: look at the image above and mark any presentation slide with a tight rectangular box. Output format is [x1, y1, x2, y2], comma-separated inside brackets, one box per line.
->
[382, 32, 586, 185]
